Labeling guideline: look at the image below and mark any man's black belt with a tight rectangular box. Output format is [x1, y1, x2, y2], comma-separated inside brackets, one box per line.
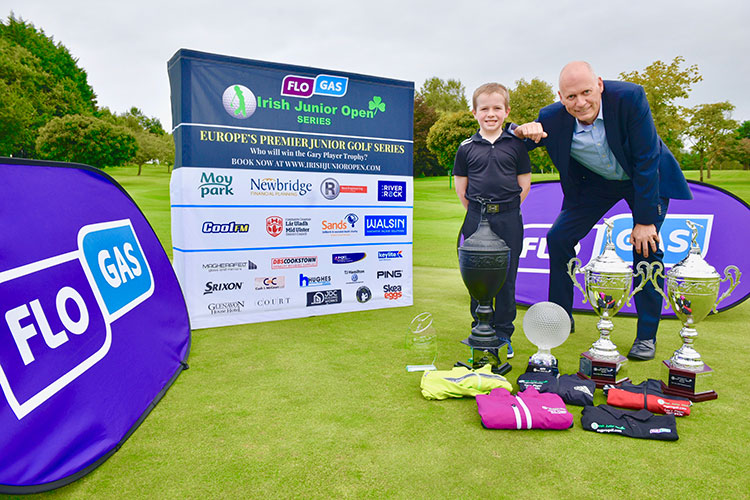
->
[468, 198, 520, 213]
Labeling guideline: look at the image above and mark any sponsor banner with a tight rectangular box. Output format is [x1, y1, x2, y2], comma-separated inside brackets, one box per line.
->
[0, 159, 189, 493]
[517, 181, 750, 314]
[169, 50, 414, 327]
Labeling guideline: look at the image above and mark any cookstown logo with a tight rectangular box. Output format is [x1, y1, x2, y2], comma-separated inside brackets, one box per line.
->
[222, 84, 257, 119]
[271, 256, 318, 269]
[199, 172, 233, 198]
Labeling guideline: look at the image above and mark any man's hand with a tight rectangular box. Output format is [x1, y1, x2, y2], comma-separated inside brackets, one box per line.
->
[514, 122, 548, 143]
[630, 223, 659, 258]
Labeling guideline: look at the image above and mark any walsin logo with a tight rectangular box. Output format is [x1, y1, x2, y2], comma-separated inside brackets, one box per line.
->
[364, 216, 407, 236]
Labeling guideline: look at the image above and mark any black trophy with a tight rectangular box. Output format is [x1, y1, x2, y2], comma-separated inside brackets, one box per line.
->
[456, 203, 511, 375]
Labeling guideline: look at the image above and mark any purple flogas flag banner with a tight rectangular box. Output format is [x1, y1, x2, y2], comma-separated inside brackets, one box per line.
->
[0, 159, 190, 494]
[517, 180, 750, 315]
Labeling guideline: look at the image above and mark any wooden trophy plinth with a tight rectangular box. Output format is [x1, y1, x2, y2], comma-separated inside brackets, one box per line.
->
[660, 360, 717, 402]
[577, 351, 629, 388]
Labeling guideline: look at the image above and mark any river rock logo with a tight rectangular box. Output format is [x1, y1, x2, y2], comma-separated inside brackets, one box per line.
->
[222, 84, 257, 119]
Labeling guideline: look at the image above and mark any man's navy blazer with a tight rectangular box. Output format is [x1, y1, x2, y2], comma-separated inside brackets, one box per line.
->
[530, 80, 692, 225]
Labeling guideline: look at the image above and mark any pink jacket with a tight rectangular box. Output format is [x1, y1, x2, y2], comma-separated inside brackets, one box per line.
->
[476, 387, 573, 430]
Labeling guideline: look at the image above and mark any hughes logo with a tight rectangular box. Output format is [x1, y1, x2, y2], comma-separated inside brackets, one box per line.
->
[222, 84, 257, 119]
[383, 284, 402, 300]
[271, 256, 318, 269]
[202, 221, 249, 234]
[364, 216, 407, 236]
[306, 289, 343, 307]
[281, 74, 349, 98]
[378, 250, 403, 260]
[299, 273, 331, 287]
[332, 252, 366, 264]
[204, 281, 243, 295]
[377, 270, 402, 279]
[0, 219, 153, 419]
[199, 172, 233, 198]
[250, 177, 313, 196]
[377, 181, 406, 202]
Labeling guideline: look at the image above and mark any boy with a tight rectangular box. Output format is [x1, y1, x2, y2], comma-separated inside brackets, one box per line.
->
[453, 83, 531, 358]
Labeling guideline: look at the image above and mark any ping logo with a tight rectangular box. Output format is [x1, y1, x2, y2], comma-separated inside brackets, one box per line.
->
[595, 214, 714, 266]
[0, 219, 153, 419]
[281, 74, 348, 98]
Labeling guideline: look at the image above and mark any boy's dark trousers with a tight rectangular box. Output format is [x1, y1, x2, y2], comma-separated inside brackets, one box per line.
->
[458, 199, 523, 340]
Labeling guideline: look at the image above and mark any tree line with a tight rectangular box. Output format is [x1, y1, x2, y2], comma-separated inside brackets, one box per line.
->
[417, 57, 750, 182]
[0, 14, 173, 171]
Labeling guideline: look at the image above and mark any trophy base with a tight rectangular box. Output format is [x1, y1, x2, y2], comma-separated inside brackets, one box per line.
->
[660, 360, 717, 402]
[577, 352, 629, 388]
[458, 339, 511, 376]
[526, 358, 559, 376]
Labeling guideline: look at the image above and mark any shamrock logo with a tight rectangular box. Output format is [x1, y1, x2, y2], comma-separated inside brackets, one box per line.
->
[368, 96, 386, 114]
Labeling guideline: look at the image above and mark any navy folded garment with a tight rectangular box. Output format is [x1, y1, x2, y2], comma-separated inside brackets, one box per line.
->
[516, 372, 596, 406]
[581, 404, 678, 441]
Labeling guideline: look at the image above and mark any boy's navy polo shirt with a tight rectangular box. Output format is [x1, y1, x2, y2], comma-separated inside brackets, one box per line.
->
[453, 126, 531, 204]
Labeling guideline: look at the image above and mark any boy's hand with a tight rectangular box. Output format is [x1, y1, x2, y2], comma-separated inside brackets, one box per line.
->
[515, 122, 547, 143]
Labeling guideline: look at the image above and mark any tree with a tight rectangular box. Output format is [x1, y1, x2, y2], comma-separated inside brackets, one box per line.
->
[417, 77, 469, 114]
[509, 78, 555, 173]
[35, 114, 138, 168]
[413, 95, 441, 177]
[425, 110, 477, 174]
[619, 56, 702, 153]
[0, 15, 96, 156]
[685, 102, 738, 181]
[738, 120, 750, 140]
[98, 106, 172, 173]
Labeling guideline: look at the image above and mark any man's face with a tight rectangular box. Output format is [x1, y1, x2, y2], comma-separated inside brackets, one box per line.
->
[472, 92, 510, 135]
[558, 71, 604, 125]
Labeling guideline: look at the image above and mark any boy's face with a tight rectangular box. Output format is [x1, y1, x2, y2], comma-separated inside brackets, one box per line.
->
[472, 92, 510, 135]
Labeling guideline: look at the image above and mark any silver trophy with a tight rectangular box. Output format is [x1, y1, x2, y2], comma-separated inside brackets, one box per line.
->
[651, 221, 740, 400]
[523, 301, 571, 375]
[568, 219, 653, 385]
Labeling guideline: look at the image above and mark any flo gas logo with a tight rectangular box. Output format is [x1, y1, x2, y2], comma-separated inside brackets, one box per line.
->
[222, 84, 257, 119]
[281, 74, 349, 98]
[0, 219, 153, 419]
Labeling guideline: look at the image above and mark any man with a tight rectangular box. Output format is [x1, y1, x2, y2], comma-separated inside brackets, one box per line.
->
[515, 61, 692, 361]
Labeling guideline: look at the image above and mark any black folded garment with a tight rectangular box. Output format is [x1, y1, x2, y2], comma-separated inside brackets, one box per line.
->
[581, 404, 678, 441]
[516, 372, 596, 406]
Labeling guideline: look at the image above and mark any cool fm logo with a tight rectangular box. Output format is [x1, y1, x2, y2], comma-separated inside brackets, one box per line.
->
[518, 214, 714, 274]
[281, 74, 349, 98]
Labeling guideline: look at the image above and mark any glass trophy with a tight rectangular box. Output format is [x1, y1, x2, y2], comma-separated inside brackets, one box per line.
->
[405, 312, 437, 372]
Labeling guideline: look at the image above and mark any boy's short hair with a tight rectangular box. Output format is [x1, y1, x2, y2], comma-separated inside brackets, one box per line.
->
[472, 83, 510, 110]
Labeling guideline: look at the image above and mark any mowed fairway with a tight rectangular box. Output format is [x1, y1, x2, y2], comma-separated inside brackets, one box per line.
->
[40, 167, 750, 499]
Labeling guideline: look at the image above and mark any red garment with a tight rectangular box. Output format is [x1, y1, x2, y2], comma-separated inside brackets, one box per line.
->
[606, 388, 691, 416]
[476, 387, 573, 430]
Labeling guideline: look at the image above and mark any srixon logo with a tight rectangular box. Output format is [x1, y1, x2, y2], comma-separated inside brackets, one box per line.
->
[0, 220, 153, 419]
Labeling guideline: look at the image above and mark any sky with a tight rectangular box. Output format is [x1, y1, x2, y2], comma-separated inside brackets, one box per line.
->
[3, 0, 749, 131]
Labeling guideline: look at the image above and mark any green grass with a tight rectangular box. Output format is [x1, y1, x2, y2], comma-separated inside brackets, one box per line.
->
[30, 167, 750, 499]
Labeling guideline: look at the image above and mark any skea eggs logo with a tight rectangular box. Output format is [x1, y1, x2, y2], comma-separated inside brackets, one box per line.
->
[281, 74, 349, 98]
[378, 250, 403, 260]
[320, 178, 368, 200]
[377, 181, 406, 202]
[204, 281, 243, 295]
[299, 273, 331, 287]
[383, 284, 402, 300]
[0, 219, 153, 419]
[198, 172, 233, 198]
[266, 216, 283, 237]
[364, 216, 407, 236]
[321, 213, 359, 236]
[306, 289, 343, 307]
[271, 256, 318, 269]
[332, 252, 366, 264]
[202, 221, 249, 234]
[222, 84, 257, 119]
[250, 177, 313, 197]
[255, 276, 285, 290]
